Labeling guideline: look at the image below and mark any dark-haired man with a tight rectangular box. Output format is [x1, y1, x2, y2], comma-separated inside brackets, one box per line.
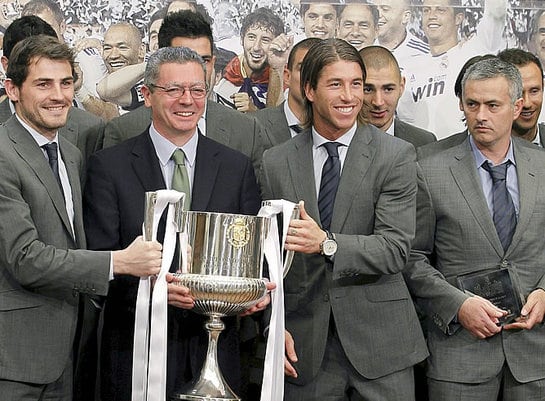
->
[261, 38, 427, 401]
[0, 34, 161, 401]
[214, 7, 287, 111]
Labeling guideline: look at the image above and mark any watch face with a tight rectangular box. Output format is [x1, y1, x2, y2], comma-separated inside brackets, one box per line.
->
[323, 239, 337, 256]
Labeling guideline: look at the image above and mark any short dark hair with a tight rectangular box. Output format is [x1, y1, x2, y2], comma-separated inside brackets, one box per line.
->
[359, 45, 400, 78]
[3, 15, 57, 59]
[158, 10, 213, 53]
[22, 0, 64, 25]
[148, 7, 167, 30]
[300, 2, 339, 19]
[338, 3, 379, 27]
[6, 34, 76, 87]
[300, 38, 366, 127]
[498, 48, 544, 85]
[287, 37, 322, 71]
[240, 7, 284, 39]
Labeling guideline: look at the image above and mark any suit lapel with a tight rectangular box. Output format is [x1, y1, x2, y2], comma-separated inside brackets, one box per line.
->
[508, 142, 537, 254]
[330, 126, 374, 232]
[192, 135, 220, 210]
[289, 132, 319, 220]
[130, 132, 167, 192]
[206, 101, 232, 145]
[7, 117, 75, 239]
[60, 136, 82, 245]
[450, 140, 504, 256]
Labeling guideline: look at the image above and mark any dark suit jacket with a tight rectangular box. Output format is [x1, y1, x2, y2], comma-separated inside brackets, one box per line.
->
[254, 102, 292, 149]
[394, 118, 437, 148]
[260, 125, 428, 385]
[0, 116, 110, 385]
[406, 136, 545, 384]
[83, 131, 261, 400]
[102, 102, 265, 175]
[0, 98, 105, 164]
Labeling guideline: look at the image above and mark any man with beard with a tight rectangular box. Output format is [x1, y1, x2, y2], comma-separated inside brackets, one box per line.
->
[359, 45, 436, 148]
[214, 7, 287, 112]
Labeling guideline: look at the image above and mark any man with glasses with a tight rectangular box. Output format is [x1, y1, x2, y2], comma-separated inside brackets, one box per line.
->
[83, 46, 264, 401]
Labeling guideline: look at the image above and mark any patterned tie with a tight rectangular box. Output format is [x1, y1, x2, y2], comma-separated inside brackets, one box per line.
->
[318, 142, 342, 231]
[482, 161, 516, 251]
[171, 149, 191, 210]
[42, 142, 62, 190]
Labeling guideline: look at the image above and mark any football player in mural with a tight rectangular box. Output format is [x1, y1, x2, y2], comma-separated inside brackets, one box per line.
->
[336, 2, 378, 51]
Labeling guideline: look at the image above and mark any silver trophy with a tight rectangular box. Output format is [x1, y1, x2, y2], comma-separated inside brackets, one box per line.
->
[170, 205, 299, 401]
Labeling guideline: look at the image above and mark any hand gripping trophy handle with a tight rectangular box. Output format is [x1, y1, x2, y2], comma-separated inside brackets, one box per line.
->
[282, 202, 300, 278]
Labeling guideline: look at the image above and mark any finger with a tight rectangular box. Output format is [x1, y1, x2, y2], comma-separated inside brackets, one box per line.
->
[265, 281, 277, 291]
[284, 360, 298, 378]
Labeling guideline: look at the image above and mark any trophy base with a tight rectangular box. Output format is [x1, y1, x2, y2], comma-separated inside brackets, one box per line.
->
[169, 376, 239, 401]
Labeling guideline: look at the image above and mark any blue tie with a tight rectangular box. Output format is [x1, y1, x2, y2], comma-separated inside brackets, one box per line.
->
[42, 142, 62, 190]
[318, 142, 342, 231]
[482, 161, 516, 251]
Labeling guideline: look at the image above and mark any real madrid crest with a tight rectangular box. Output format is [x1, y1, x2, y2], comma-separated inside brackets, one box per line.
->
[227, 218, 250, 248]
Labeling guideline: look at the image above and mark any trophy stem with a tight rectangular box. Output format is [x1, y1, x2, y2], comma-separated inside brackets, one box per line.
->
[170, 315, 239, 401]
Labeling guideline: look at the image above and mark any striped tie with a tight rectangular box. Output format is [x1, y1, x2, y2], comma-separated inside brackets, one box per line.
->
[318, 142, 341, 231]
[482, 161, 516, 251]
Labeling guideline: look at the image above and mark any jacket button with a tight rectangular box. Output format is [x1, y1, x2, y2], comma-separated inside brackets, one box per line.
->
[323, 294, 329, 302]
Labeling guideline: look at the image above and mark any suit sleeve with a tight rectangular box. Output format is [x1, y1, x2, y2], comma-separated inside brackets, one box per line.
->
[403, 163, 470, 334]
[0, 152, 110, 301]
[332, 142, 416, 276]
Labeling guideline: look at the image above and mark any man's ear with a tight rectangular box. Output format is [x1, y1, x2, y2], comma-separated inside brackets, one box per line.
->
[1, 55, 8, 73]
[4, 78, 19, 103]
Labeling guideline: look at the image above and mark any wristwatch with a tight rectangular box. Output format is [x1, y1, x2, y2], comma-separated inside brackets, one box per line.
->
[320, 230, 337, 257]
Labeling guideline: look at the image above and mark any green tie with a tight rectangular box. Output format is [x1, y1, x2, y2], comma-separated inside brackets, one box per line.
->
[171, 149, 191, 210]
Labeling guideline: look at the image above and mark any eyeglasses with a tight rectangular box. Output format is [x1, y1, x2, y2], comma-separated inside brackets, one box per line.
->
[148, 83, 208, 99]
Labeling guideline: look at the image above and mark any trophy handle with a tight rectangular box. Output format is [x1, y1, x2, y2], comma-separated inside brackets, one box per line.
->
[143, 192, 158, 241]
[282, 204, 300, 278]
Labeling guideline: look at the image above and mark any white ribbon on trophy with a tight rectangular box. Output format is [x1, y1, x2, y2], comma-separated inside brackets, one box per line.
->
[258, 199, 299, 401]
[132, 190, 184, 401]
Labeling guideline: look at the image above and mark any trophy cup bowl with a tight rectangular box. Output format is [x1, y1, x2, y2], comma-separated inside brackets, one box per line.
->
[170, 211, 269, 401]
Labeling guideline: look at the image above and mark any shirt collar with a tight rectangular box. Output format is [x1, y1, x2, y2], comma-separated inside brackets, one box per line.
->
[283, 101, 301, 127]
[469, 135, 516, 168]
[15, 113, 59, 146]
[312, 122, 357, 149]
[148, 122, 198, 169]
[385, 119, 395, 136]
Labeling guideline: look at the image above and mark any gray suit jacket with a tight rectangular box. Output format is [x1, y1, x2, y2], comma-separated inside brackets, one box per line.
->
[102, 102, 265, 174]
[394, 118, 436, 148]
[0, 116, 110, 384]
[254, 102, 292, 149]
[406, 136, 545, 384]
[0, 98, 105, 163]
[260, 124, 428, 385]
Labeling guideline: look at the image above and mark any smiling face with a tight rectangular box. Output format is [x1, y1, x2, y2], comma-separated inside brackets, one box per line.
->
[512, 62, 544, 139]
[302, 3, 337, 39]
[362, 63, 404, 131]
[462, 77, 522, 151]
[305, 60, 364, 140]
[5, 56, 74, 140]
[241, 24, 274, 74]
[103, 24, 144, 72]
[141, 61, 206, 145]
[422, 0, 463, 53]
[337, 5, 377, 51]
